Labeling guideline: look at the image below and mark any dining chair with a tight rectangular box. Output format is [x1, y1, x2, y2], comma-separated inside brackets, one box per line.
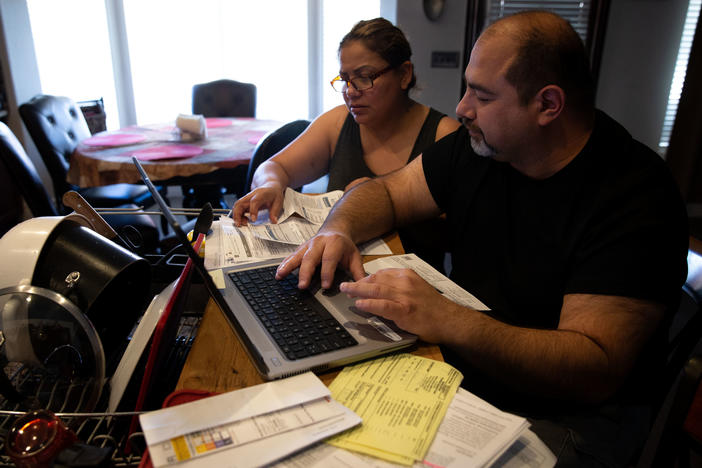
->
[77, 97, 107, 135]
[0, 121, 160, 254]
[192, 79, 256, 118]
[245, 120, 311, 194]
[18, 94, 165, 212]
[189, 79, 258, 203]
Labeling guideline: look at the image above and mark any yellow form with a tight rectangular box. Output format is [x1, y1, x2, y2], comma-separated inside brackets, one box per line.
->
[327, 353, 463, 465]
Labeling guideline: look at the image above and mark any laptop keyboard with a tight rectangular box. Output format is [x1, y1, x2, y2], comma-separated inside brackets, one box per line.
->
[228, 266, 358, 361]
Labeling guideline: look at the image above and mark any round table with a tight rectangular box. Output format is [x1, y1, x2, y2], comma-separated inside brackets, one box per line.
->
[68, 118, 283, 189]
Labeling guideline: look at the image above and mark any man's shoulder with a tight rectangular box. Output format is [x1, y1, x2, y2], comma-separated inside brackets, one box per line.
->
[593, 110, 662, 162]
[586, 110, 673, 185]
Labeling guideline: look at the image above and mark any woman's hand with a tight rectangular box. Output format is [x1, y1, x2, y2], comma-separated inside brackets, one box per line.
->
[232, 183, 285, 226]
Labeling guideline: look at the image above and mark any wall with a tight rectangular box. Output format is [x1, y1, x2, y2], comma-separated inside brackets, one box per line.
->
[596, 0, 690, 151]
[395, 0, 468, 117]
[393, 0, 691, 154]
[0, 0, 50, 192]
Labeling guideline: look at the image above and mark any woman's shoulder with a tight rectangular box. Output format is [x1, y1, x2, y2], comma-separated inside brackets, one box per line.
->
[305, 105, 351, 159]
[314, 105, 351, 132]
[430, 108, 461, 140]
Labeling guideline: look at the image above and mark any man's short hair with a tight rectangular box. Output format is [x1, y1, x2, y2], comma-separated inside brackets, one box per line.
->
[485, 11, 595, 116]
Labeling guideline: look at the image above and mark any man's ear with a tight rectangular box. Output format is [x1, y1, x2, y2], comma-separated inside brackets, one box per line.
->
[400, 61, 413, 90]
[534, 85, 565, 125]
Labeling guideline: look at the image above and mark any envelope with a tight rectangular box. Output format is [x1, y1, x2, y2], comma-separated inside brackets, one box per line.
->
[139, 372, 331, 444]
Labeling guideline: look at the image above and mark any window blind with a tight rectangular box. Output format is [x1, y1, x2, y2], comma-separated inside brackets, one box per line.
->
[483, 1, 593, 44]
[659, 0, 701, 152]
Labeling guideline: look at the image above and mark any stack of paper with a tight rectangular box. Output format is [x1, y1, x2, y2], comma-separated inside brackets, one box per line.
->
[205, 189, 391, 270]
[273, 389, 553, 468]
[326, 353, 463, 465]
[363, 254, 490, 311]
[269, 354, 551, 468]
[139, 372, 360, 467]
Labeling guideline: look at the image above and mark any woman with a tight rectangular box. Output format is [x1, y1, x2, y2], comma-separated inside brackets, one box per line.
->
[233, 18, 459, 270]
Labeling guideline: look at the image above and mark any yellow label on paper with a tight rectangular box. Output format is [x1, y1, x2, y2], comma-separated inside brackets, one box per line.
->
[171, 435, 191, 462]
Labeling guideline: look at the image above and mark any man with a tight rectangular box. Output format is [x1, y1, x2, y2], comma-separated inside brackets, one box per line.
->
[274, 11, 688, 466]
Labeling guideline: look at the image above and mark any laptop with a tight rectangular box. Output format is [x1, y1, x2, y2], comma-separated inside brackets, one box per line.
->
[132, 157, 416, 380]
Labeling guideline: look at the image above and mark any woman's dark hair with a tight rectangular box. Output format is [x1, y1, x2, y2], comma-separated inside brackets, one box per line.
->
[339, 17, 416, 92]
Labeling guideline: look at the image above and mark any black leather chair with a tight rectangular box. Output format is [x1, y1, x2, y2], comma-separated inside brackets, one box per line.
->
[0, 121, 57, 218]
[0, 121, 159, 253]
[245, 120, 311, 194]
[192, 79, 256, 118]
[18, 94, 161, 211]
[0, 165, 22, 237]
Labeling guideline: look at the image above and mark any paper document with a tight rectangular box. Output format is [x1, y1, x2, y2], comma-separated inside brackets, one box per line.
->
[273, 389, 553, 468]
[247, 217, 320, 245]
[327, 353, 463, 465]
[205, 218, 294, 269]
[273, 430, 553, 468]
[205, 217, 391, 269]
[358, 238, 393, 256]
[140, 372, 361, 468]
[420, 388, 529, 468]
[364, 254, 490, 311]
[490, 429, 556, 468]
[278, 188, 344, 224]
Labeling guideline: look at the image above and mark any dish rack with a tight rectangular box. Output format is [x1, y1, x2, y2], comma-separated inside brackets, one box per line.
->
[0, 314, 202, 467]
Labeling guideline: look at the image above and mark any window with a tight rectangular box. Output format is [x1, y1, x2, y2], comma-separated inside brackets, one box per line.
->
[659, 0, 701, 151]
[321, 0, 380, 112]
[123, 0, 308, 124]
[27, 0, 120, 129]
[27, 1, 381, 129]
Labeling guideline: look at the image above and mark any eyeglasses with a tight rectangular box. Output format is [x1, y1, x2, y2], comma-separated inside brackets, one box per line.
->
[330, 65, 394, 92]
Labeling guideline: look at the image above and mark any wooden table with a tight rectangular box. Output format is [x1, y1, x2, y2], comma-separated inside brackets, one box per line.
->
[68, 117, 282, 188]
[176, 233, 443, 392]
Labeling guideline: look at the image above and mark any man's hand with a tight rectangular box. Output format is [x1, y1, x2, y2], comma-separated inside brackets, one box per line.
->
[340, 268, 460, 343]
[276, 231, 366, 289]
[232, 183, 285, 226]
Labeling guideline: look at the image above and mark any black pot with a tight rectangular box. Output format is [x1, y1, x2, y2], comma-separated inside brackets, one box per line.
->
[31, 220, 151, 359]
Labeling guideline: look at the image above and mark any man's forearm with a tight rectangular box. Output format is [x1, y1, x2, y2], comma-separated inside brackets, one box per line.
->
[440, 305, 619, 403]
[320, 179, 396, 244]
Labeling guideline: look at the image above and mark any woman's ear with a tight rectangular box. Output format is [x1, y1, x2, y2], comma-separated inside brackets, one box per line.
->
[400, 61, 413, 90]
[534, 85, 565, 126]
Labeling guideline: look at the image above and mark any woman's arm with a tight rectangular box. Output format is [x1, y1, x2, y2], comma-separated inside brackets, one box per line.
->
[256, 105, 347, 189]
[233, 106, 347, 224]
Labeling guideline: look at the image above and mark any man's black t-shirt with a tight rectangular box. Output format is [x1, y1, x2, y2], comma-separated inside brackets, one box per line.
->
[422, 110, 688, 409]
